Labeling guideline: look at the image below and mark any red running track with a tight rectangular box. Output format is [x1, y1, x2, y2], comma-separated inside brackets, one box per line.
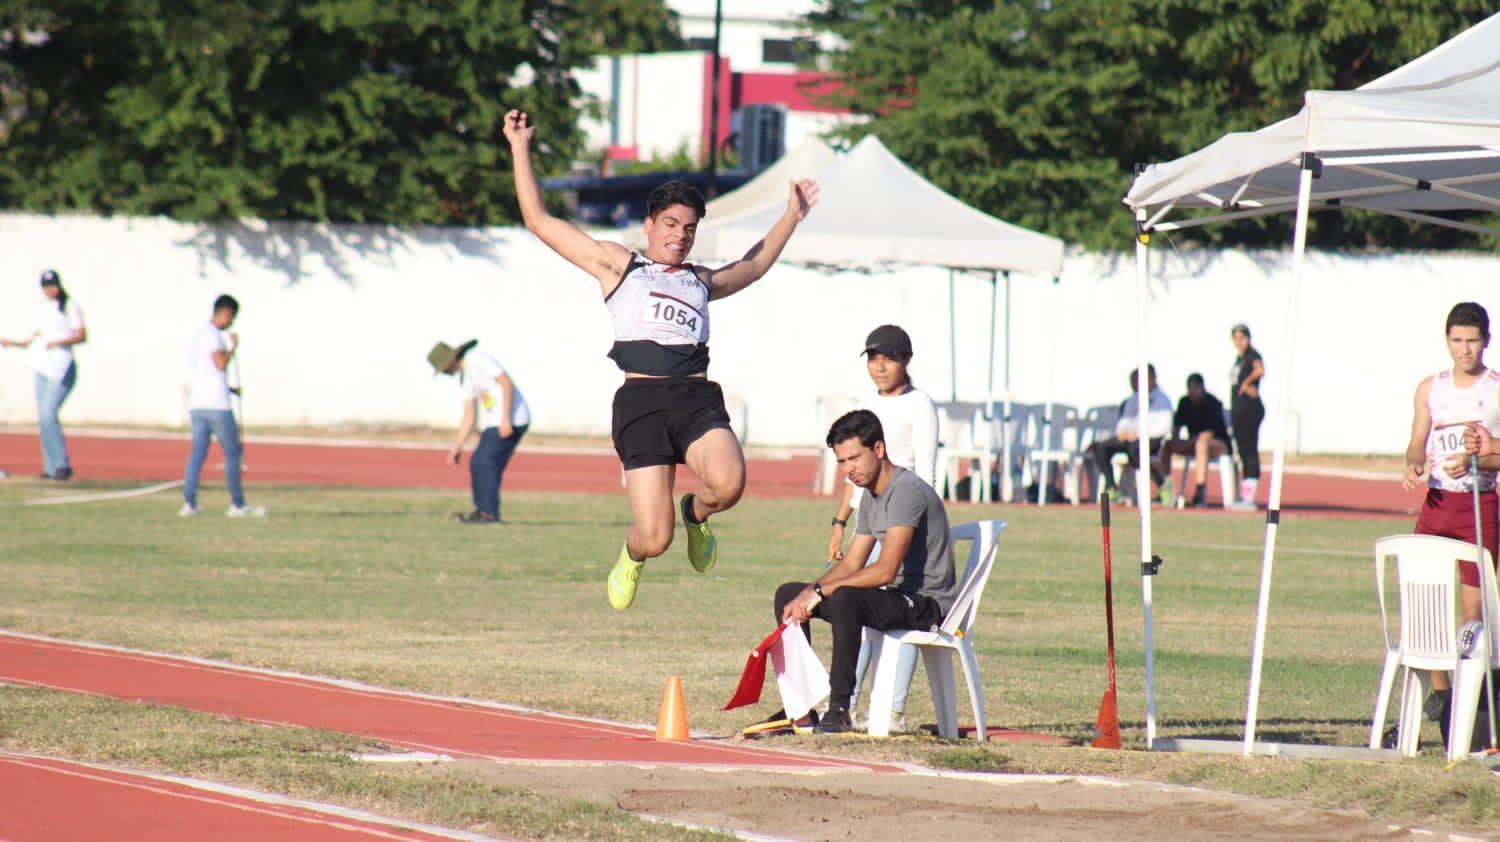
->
[0, 430, 1414, 516]
[0, 632, 895, 773]
[0, 753, 482, 841]
[0, 431, 814, 498]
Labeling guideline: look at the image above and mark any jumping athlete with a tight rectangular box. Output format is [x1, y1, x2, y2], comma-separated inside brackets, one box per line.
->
[1401, 301, 1500, 736]
[503, 109, 818, 610]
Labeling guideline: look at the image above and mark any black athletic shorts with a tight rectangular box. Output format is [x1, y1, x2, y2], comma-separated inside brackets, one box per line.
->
[611, 377, 733, 470]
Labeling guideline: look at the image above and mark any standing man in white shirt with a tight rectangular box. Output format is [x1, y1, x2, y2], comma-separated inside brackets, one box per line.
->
[2, 270, 87, 480]
[180, 295, 265, 518]
[428, 340, 531, 525]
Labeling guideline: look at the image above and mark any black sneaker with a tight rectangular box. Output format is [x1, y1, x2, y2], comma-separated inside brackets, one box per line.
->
[452, 510, 500, 525]
[813, 705, 853, 734]
[53, 467, 72, 481]
[1381, 724, 1400, 749]
[742, 708, 818, 739]
[1425, 689, 1452, 723]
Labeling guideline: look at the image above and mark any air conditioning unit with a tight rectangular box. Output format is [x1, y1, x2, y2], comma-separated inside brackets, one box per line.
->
[738, 105, 786, 173]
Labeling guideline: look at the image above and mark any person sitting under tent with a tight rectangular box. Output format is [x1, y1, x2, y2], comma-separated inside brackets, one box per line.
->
[1087, 365, 1173, 506]
[1158, 372, 1232, 508]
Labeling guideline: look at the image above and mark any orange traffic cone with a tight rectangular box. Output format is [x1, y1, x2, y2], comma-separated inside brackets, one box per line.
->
[656, 675, 690, 741]
[1090, 688, 1121, 749]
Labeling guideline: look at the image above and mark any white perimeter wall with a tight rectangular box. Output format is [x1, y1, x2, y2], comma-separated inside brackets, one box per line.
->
[0, 211, 1493, 454]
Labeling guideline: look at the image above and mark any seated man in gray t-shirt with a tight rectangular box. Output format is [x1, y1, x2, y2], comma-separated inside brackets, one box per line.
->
[769, 408, 956, 734]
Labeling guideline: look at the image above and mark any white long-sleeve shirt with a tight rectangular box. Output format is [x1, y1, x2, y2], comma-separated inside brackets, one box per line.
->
[1116, 387, 1173, 440]
[851, 386, 939, 507]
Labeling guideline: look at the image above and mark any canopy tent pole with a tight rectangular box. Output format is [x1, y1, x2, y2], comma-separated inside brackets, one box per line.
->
[1242, 154, 1317, 754]
[1134, 209, 1158, 747]
[999, 271, 1016, 502]
[948, 269, 958, 402]
[987, 272, 998, 398]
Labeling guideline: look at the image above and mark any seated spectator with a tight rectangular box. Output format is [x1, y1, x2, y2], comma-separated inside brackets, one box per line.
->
[1157, 373, 1232, 507]
[1088, 365, 1173, 505]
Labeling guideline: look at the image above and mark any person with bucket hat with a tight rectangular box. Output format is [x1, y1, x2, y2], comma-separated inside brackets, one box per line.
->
[429, 340, 531, 525]
[504, 109, 818, 609]
[1, 269, 87, 480]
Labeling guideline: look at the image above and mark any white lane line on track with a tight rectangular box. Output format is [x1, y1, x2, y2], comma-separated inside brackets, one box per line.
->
[15, 479, 183, 507]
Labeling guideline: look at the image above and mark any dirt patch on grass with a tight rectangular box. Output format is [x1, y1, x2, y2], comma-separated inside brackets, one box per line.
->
[454, 758, 1435, 841]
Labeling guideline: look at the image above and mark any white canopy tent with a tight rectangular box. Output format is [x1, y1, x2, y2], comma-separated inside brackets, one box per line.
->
[697, 135, 1066, 498]
[1124, 11, 1500, 756]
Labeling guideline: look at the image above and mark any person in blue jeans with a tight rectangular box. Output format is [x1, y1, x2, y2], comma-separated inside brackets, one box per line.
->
[3, 270, 87, 480]
[429, 340, 531, 525]
[180, 295, 264, 518]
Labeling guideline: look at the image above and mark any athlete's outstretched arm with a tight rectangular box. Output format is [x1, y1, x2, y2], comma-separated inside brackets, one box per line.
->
[505, 110, 629, 291]
[1402, 377, 1434, 490]
[703, 179, 818, 301]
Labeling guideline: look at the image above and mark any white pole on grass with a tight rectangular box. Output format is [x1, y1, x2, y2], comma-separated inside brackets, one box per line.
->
[1242, 153, 1316, 755]
[1134, 208, 1158, 747]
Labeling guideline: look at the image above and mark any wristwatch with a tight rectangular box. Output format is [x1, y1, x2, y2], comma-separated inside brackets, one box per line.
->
[831, 516, 847, 527]
[813, 583, 825, 599]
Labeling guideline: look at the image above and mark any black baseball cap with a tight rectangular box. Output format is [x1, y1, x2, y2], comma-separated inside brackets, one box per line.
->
[39, 269, 60, 287]
[861, 324, 913, 360]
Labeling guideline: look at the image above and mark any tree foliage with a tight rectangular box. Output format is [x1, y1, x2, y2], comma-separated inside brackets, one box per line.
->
[0, 0, 679, 225]
[808, 1, 1496, 251]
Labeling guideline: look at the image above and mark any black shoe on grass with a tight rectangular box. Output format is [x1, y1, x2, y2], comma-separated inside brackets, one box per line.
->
[452, 510, 500, 525]
[813, 705, 853, 734]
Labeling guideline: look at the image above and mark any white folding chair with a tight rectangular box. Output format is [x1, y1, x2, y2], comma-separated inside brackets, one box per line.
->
[866, 519, 1006, 739]
[1069, 404, 1119, 502]
[936, 402, 993, 503]
[1173, 449, 1238, 509]
[1448, 539, 1500, 759]
[1367, 534, 1481, 759]
[998, 401, 1040, 503]
[1028, 404, 1080, 507]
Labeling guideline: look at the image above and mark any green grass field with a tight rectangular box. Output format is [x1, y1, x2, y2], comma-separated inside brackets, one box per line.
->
[2, 477, 1499, 837]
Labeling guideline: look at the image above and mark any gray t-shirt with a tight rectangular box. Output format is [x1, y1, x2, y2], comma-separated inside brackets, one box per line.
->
[855, 465, 957, 615]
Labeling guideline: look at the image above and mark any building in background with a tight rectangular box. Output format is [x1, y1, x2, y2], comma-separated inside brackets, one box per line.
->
[556, 1, 861, 224]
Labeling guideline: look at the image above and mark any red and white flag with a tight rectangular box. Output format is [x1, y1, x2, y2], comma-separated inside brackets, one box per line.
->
[723, 622, 830, 719]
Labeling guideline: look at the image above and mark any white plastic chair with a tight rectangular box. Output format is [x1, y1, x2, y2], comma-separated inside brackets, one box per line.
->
[1173, 450, 1238, 509]
[1069, 404, 1119, 501]
[1448, 539, 1500, 759]
[936, 403, 994, 503]
[997, 401, 1041, 502]
[1367, 534, 1483, 759]
[865, 519, 1006, 739]
[1027, 404, 1080, 507]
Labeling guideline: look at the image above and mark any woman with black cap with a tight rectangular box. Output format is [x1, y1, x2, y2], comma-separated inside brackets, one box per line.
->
[1, 270, 87, 480]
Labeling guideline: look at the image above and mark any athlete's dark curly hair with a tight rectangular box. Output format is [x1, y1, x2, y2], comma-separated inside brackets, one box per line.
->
[646, 180, 707, 220]
[1447, 301, 1490, 340]
[826, 409, 885, 450]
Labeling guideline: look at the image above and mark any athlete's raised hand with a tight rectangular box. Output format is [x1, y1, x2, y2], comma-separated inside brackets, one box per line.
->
[503, 110, 535, 148]
[787, 178, 819, 222]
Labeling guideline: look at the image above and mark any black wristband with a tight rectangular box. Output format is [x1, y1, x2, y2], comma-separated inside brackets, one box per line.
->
[831, 517, 847, 527]
[813, 583, 825, 598]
